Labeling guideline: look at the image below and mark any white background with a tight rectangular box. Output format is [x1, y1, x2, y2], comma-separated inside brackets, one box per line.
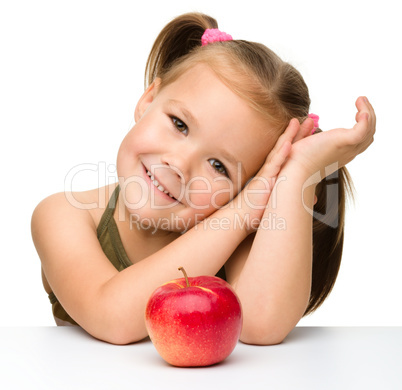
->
[1, 0, 400, 327]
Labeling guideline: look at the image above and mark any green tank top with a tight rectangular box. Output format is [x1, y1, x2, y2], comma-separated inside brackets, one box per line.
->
[48, 185, 131, 325]
[48, 185, 226, 326]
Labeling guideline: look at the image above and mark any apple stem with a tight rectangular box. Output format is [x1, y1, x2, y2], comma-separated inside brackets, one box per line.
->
[178, 267, 190, 287]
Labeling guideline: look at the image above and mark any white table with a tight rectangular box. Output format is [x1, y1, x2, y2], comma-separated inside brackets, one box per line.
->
[1, 326, 401, 390]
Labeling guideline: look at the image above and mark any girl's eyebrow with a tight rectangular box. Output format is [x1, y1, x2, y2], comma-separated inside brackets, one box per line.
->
[166, 99, 199, 128]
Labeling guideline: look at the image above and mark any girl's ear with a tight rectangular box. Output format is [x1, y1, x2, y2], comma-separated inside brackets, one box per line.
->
[134, 78, 161, 122]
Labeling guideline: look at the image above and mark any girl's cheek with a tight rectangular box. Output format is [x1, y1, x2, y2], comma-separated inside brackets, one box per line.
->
[185, 179, 212, 209]
[119, 176, 150, 210]
[210, 186, 235, 208]
[185, 179, 234, 210]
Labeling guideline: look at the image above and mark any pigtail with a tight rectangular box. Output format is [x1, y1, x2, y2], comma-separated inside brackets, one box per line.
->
[304, 128, 355, 315]
[144, 13, 218, 89]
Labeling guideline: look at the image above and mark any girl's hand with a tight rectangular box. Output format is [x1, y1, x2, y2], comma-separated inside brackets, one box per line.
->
[232, 96, 375, 234]
[234, 117, 312, 232]
[287, 97, 376, 178]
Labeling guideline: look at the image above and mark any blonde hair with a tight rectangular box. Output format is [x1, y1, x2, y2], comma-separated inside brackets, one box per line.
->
[145, 12, 354, 315]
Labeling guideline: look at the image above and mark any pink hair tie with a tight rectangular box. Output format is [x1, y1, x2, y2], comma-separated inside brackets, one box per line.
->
[308, 113, 320, 134]
[201, 28, 233, 46]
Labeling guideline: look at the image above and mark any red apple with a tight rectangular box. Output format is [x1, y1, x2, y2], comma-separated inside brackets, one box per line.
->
[145, 267, 242, 367]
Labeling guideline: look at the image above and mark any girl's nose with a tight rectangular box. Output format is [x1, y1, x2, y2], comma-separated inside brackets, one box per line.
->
[160, 151, 191, 184]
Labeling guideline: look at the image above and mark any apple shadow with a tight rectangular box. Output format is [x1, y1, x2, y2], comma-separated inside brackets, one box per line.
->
[150, 352, 245, 370]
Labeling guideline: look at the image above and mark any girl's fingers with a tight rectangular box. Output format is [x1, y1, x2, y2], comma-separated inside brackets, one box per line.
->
[357, 97, 376, 130]
[262, 118, 300, 180]
[355, 96, 376, 128]
[355, 97, 367, 122]
[365, 98, 376, 130]
[268, 119, 299, 161]
[354, 112, 372, 144]
[272, 139, 292, 174]
[293, 117, 315, 143]
[262, 139, 292, 180]
[348, 97, 375, 148]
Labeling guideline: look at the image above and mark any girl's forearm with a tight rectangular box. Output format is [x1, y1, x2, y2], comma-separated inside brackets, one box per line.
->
[96, 204, 249, 344]
[234, 167, 316, 345]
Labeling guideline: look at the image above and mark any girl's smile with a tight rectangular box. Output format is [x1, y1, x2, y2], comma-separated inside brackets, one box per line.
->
[142, 163, 179, 203]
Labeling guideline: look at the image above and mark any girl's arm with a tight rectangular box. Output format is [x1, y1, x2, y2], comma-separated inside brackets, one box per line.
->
[32, 190, 248, 344]
[228, 167, 316, 345]
[226, 97, 376, 345]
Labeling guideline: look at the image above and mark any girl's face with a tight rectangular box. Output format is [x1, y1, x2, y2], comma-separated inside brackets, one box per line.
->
[117, 64, 275, 232]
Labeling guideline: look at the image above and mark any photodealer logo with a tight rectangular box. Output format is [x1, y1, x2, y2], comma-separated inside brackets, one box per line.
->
[302, 162, 340, 229]
[63, 161, 341, 229]
[64, 162, 118, 209]
[129, 212, 287, 234]
[63, 161, 271, 212]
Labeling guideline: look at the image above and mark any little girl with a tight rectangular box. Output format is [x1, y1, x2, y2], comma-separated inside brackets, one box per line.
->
[31, 12, 376, 345]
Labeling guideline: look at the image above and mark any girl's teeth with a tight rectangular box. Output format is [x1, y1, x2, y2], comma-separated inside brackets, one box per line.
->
[147, 169, 175, 198]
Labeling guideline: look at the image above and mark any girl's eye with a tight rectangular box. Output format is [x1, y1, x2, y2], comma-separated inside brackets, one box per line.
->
[209, 159, 228, 177]
[172, 117, 188, 135]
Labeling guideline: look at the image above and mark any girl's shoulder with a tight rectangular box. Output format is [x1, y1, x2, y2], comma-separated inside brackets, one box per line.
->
[32, 183, 118, 234]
